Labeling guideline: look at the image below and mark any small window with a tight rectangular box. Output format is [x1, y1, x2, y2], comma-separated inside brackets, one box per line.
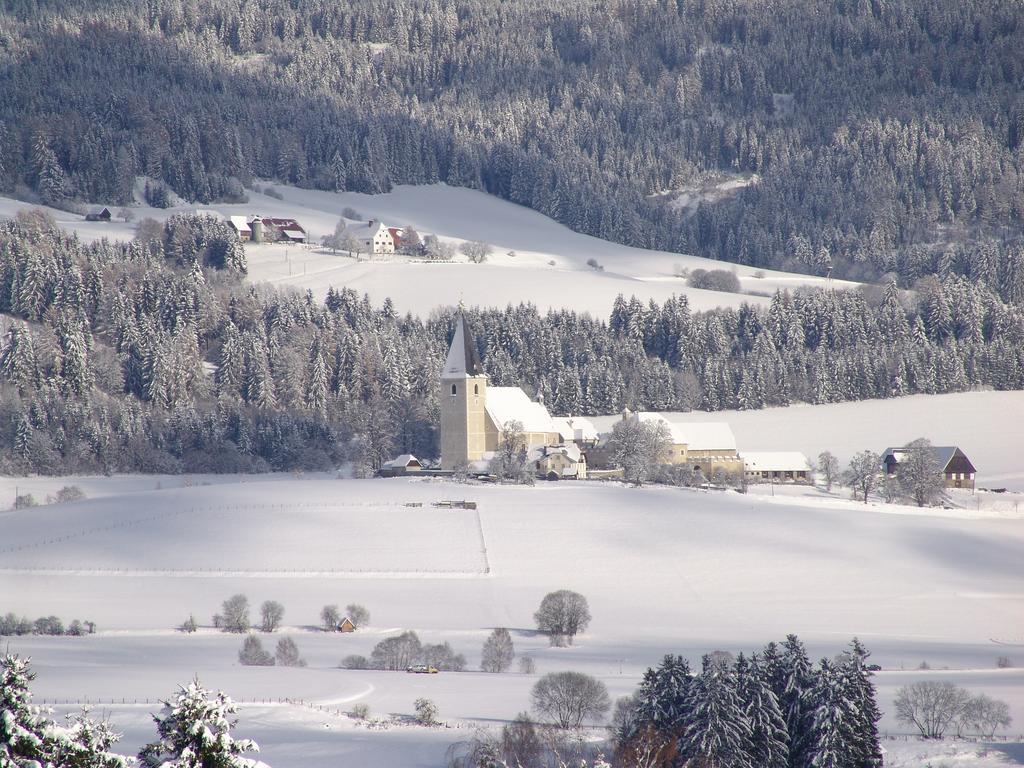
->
[450, 384, 457, 396]
[474, 384, 479, 395]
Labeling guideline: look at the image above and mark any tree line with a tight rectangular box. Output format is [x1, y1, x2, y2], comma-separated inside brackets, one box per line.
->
[0, 211, 1021, 476]
[1, 1, 1024, 302]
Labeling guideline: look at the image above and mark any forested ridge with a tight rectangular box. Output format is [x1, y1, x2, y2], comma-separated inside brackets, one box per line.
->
[1, 0, 1024, 299]
[1, 212, 1021, 474]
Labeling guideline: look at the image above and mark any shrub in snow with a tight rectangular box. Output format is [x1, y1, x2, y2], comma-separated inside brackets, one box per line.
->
[0, 613, 36, 636]
[531, 671, 610, 729]
[459, 240, 492, 263]
[180, 614, 198, 633]
[46, 485, 86, 504]
[320, 604, 341, 631]
[518, 657, 536, 675]
[422, 642, 466, 672]
[274, 637, 306, 667]
[997, 656, 1013, 668]
[414, 698, 439, 726]
[586, 257, 604, 271]
[345, 603, 369, 628]
[33, 615, 64, 635]
[534, 590, 591, 646]
[349, 704, 369, 720]
[238, 635, 274, 666]
[341, 655, 370, 670]
[139, 679, 260, 767]
[221, 594, 250, 633]
[481, 628, 516, 673]
[687, 268, 741, 293]
[13, 493, 37, 509]
[259, 601, 284, 633]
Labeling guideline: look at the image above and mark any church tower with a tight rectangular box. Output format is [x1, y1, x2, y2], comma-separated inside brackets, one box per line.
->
[440, 311, 488, 470]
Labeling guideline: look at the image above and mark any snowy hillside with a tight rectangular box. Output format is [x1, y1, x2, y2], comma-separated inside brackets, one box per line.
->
[0, 183, 855, 315]
[2, 477, 1022, 766]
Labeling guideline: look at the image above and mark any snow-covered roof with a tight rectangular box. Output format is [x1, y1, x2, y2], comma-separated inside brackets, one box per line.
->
[880, 446, 971, 472]
[618, 413, 737, 451]
[442, 313, 485, 378]
[742, 452, 811, 472]
[382, 453, 421, 469]
[674, 422, 737, 452]
[486, 387, 557, 435]
[528, 442, 584, 464]
[228, 215, 251, 233]
[551, 416, 599, 442]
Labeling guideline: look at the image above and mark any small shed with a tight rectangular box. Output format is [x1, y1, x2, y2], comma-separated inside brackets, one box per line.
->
[378, 454, 424, 477]
[337, 616, 356, 633]
[880, 446, 977, 490]
[84, 207, 112, 222]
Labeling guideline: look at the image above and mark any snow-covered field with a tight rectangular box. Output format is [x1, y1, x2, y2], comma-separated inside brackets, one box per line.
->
[2, 476, 1022, 765]
[593, 390, 1024, 492]
[0, 183, 855, 315]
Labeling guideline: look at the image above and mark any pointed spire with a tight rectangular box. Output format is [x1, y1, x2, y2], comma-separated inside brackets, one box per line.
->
[442, 309, 484, 378]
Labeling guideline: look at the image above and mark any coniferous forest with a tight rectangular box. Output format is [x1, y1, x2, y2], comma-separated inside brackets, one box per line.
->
[1, 211, 1022, 474]
[0, 0, 1023, 299]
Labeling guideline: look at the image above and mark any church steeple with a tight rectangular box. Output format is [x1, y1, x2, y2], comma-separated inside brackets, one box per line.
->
[442, 311, 485, 378]
[440, 308, 488, 470]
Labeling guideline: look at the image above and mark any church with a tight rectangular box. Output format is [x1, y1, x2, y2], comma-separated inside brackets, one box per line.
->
[440, 311, 588, 477]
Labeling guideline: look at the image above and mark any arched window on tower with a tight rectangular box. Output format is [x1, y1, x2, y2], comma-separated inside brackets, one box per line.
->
[450, 384, 457, 396]
[474, 384, 479, 395]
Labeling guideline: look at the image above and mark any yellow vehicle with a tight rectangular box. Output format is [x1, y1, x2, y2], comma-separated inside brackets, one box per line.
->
[406, 664, 439, 674]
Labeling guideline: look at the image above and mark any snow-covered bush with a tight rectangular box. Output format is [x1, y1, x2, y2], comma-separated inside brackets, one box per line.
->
[481, 628, 515, 673]
[320, 604, 340, 631]
[139, 679, 261, 767]
[259, 601, 284, 633]
[414, 698, 439, 726]
[340, 655, 370, 670]
[274, 637, 306, 667]
[349, 704, 369, 720]
[345, 603, 369, 628]
[180, 614, 198, 633]
[238, 635, 274, 666]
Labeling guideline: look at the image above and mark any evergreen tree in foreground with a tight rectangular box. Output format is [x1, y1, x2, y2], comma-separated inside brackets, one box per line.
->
[139, 679, 261, 768]
[679, 656, 753, 768]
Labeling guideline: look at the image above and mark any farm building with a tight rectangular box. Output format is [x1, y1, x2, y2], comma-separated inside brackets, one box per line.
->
[608, 412, 744, 476]
[880, 446, 977, 490]
[742, 452, 812, 483]
[337, 617, 356, 633]
[530, 443, 587, 480]
[379, 454, 424, 477]
[359, 220, 395, 254]
[261, 217, 307, 243]
[84, 207, 112, 222]
[227, 216, 252, 241]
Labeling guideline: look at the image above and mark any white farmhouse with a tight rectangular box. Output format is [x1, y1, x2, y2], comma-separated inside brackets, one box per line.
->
[358, 220, 395, 255]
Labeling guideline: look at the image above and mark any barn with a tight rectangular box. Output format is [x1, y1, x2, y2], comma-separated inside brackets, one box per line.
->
[880, 446, 977, 490]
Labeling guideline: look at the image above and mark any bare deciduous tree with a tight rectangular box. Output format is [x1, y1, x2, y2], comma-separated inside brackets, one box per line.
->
[259, 600, 284, 633]
[221, 594, 250, 633]
[371, 630, 422, 670]
[481, 628, 516, 673]
[238, 634, 274, 666]
[274, 637, 306, 667]
[534, 590, 591, 646]
[844, 450, 880, 503]
[817, 451, 839, 491]
[320, 604, 340, 631]
[606, 417, 671, 486]
[345, 603, 370, 628]
[894, 681, 970, 738]
[489, 420, 532, 483]
[897, 438, 946, 507]
[531, 671, 610, 728]
[459, 240, 492, 263]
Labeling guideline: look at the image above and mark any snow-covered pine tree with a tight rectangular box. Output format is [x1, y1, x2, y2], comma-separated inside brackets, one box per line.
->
[806, 659, 856, 768]
[678, 655, 753, 768]
[51, 708, 133, 768]
[139, 679, 261, 768]
[0, 653, 51, 765]
[837, 639, 883, 767]
[777, 635, 818, 768]
[737, 653, 789, 768]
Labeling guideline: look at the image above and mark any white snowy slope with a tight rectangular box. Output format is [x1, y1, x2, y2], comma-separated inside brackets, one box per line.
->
[592, 390, 1024, 491]
[1, 477, 1023, 766]
[0, 183, 855, 315]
